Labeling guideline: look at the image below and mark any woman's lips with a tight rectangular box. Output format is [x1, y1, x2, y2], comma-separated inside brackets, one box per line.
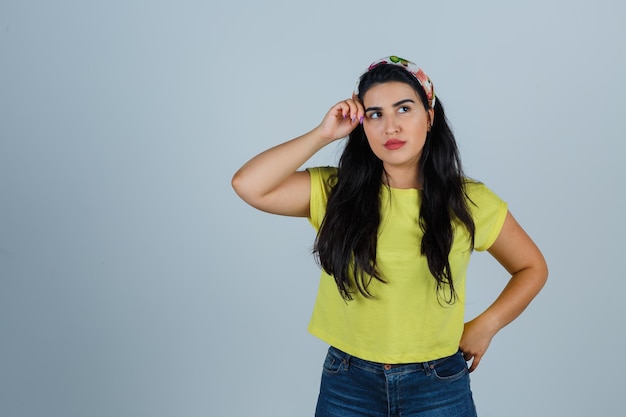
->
[384, 139, 406, 150]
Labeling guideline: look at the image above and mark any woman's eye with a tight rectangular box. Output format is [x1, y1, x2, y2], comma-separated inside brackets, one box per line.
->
[398, 106, 410, 113]
[369, 112, 381, 119]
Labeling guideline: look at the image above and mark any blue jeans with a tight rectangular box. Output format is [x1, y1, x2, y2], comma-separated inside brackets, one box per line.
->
[315, 346, 477, 417]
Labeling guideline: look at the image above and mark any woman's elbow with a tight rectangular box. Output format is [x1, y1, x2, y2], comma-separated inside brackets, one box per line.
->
[231, 169, 244, 195]
[231, 169, 256, 203]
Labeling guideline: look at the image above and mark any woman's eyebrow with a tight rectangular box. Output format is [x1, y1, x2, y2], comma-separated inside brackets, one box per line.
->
[365, 99, 415, 113]
[393, 99, 415, 107]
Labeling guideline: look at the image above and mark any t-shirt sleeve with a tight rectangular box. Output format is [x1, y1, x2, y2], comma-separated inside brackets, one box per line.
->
[306, 166, 337, 230]
[466, 182, 508, 251]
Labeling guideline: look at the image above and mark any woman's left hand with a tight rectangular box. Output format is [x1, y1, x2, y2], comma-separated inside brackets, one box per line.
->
[459, 316, 497, 372]
[459, 211, 548, 373]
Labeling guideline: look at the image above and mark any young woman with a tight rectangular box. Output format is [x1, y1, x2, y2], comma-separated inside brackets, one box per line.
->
[232, 56, 548, 417]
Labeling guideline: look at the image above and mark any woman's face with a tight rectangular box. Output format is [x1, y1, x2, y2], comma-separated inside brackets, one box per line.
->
[361, 81, 433, 177]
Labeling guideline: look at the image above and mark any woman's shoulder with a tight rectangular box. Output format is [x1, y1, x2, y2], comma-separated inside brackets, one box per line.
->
[463, 178, 507, 210]
[306, 167, 338, 227]
[307, 166, 339, 187]
[307, 166, 338, 176]
[462, 178, 508, 250]
[463, 178, 497, 197]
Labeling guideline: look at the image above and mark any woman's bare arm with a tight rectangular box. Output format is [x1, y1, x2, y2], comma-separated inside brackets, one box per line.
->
[231, 99, 364, 217]
[460, 211, 548, 371]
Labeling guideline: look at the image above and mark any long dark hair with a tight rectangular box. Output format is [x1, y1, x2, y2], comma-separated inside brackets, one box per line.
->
[313, 63, 475, 303]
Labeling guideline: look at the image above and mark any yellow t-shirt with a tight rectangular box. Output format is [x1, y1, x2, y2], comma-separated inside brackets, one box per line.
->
[307, 166, 508, 363]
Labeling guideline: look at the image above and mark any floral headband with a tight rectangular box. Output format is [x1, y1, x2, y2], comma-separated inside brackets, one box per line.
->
[355, 55, 436, 109]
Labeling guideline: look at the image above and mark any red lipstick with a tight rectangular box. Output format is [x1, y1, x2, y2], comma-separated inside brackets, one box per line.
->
[384, 139, 406, 150]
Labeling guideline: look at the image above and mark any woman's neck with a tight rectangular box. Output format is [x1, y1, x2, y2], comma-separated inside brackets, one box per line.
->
[383, 165, 421, 189]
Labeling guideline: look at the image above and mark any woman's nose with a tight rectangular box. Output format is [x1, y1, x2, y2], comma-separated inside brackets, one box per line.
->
[384, 115, 399, 134]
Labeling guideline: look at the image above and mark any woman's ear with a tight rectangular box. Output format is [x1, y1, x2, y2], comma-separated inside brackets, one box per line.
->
[428, 108, 435, 129]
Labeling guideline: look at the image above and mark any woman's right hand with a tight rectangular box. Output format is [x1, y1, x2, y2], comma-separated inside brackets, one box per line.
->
[316, 98, 365, 143]
[232, 98, 365, 217]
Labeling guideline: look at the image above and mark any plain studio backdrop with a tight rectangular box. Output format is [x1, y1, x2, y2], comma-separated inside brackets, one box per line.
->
[1, 1, 624, 416]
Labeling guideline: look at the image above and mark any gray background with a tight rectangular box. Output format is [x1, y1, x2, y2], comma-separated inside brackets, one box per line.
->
[1, 0, 624, 416]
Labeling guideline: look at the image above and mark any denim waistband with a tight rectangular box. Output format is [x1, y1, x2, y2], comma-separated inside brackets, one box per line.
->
[328, 346, 461, 374]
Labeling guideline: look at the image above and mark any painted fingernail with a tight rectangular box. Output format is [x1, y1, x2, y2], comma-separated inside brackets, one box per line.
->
[359, 116, 364, 124]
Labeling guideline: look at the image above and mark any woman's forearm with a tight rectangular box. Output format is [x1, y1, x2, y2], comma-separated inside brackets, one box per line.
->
[460, 211, 548, 371]
[231, 126, 330, 202]
[232, 99, 364, 215]
[475, 265, 547, 334]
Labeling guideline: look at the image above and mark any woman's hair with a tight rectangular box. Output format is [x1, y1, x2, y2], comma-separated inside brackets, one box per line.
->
[313, 63, 475, 303]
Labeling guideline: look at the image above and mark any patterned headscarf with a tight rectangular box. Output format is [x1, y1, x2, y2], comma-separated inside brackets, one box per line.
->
[355, 55, 436, 109]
